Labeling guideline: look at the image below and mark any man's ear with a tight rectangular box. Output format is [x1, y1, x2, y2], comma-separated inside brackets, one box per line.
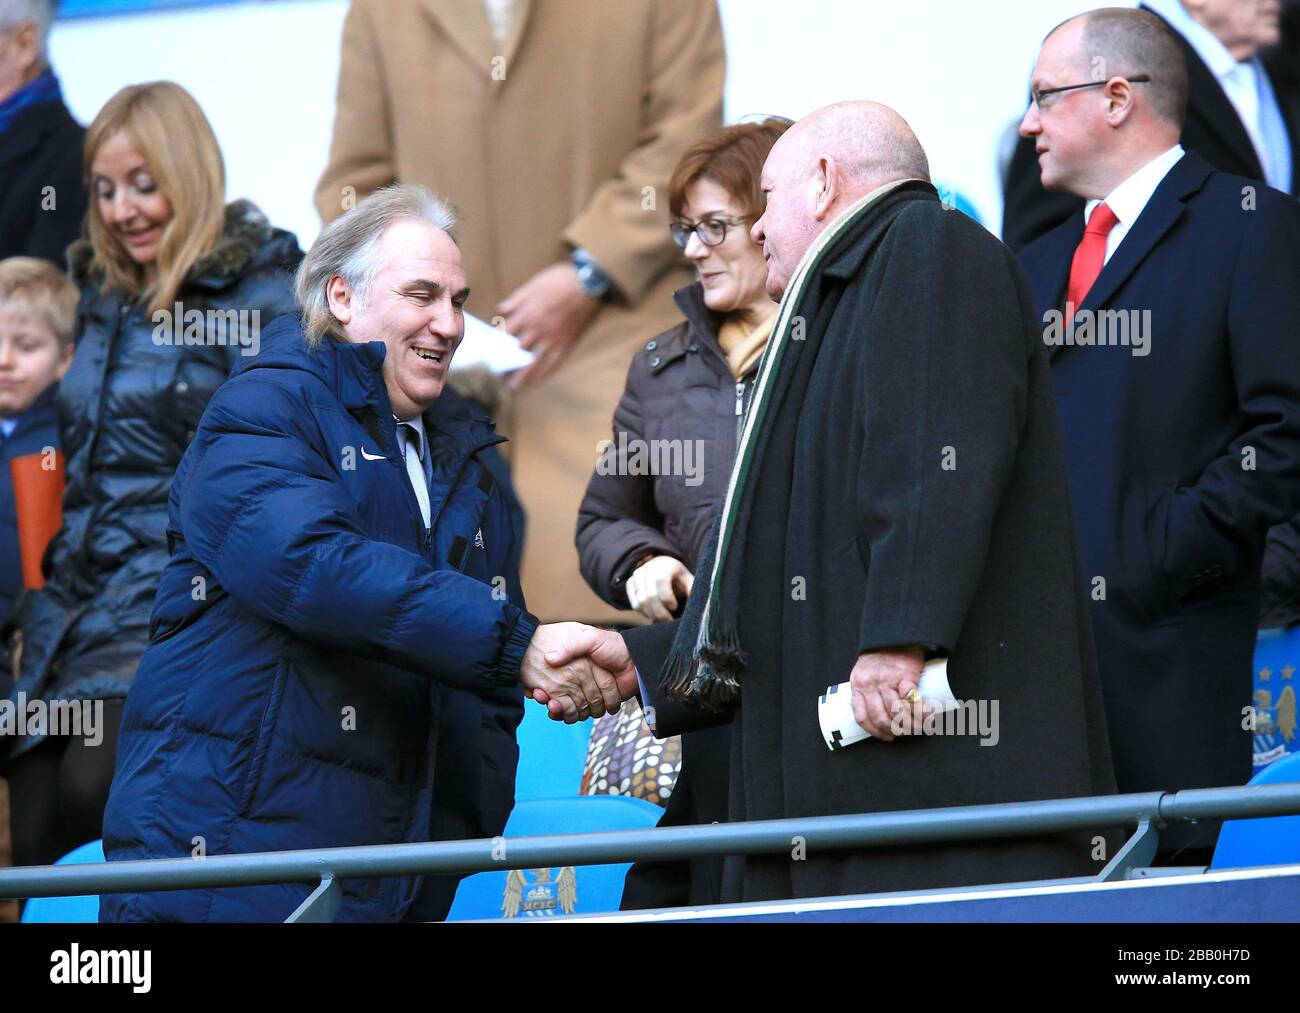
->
[1103, 78, 1137, 127]
[813, 156, 838, 220]
[325, 274, 354, 326]
[14, 21, 41, 76]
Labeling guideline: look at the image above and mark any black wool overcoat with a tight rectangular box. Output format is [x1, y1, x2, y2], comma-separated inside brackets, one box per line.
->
[629, 185, 1118, 903]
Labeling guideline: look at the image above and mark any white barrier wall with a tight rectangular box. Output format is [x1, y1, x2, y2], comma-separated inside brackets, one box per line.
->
[51, 0, 1111, 248]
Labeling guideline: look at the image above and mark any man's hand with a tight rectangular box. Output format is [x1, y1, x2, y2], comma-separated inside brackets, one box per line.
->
[531, 625, 639, 723]
[627, 555, 694, 622]
[499, 262, 600, 390]
[520, 623, 624, 724]
[850, 646, 927, 741]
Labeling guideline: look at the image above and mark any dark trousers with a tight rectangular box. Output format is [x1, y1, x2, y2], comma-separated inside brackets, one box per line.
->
[7, 698, 124, 869]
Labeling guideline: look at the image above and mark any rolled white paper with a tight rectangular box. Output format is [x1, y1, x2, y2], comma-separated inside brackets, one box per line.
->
[818, 657, 958, 751]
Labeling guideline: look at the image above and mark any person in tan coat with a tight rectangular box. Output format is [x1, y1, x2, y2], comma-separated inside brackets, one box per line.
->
[315, 0, 726, 622]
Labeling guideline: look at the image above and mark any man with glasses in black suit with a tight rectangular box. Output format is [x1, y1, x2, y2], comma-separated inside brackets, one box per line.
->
[1003, 0, 1297, 252]
[1017, 6, 1300, 863]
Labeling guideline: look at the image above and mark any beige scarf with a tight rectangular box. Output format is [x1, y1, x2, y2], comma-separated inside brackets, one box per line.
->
[717, 312, 776, 379]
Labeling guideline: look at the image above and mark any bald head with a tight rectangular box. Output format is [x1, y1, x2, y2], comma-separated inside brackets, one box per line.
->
[751, 101, 930, 300]
[1020, 8, 1187, 200]
[780, 101, 930, 193]
[1045, 8, 1188, 127]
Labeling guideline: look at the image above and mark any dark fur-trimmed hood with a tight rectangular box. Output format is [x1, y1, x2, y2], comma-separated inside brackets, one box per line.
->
[67, 198, 278, 287]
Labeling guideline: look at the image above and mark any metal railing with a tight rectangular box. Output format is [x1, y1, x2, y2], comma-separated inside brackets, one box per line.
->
[1, 782, 1298, 922]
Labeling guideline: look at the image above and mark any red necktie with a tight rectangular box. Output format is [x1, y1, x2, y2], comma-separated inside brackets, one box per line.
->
[1066, 202, 1119, 310]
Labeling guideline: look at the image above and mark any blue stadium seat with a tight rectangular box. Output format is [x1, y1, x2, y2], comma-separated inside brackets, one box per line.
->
[1211, 752, 1300, 870]
[20, 840, 105, 924]
[1251, 625, 1300, 768]
[931, 180, 985, 227]
[446, 795, 664, 920]
[513, 699, 593, 801]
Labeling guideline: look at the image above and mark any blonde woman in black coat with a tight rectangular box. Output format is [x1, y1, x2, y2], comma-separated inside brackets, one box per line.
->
[4, 82, 301, 872]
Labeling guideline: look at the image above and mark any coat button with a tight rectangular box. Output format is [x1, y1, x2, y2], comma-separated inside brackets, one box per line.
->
[645, 339, 657, 351]
[175, 380, 189, 394]
[688, 343, 699, 352]
[650, 356, 661, 368]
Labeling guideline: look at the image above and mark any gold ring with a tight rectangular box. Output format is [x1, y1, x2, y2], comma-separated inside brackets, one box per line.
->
[904, 688, 922, 704]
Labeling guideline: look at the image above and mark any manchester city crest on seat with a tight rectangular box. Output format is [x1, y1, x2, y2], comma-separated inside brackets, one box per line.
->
[501, 867, 577, 918]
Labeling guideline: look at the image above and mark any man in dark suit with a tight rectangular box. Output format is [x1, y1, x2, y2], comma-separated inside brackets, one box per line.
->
[1018, 7, 1300, 860]
[0, 1, 87, 266]
[1003, 0, 1297, 252]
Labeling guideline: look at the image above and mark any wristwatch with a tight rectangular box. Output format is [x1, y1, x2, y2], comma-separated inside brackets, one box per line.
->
[571, 247, 612, 300]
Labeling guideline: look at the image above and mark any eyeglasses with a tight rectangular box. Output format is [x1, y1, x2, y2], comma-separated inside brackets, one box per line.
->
[1032, 74, 1151, 111]
[669, 215, 750, 249]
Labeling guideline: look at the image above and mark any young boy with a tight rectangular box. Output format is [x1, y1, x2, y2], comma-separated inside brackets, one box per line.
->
[0, 257, 75, 697]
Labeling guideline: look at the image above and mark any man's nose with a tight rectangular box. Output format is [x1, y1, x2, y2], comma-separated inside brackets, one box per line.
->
[428, 301, 459, 338]
[1019, 102, 1041, 137]
[750, 216, 765, 245]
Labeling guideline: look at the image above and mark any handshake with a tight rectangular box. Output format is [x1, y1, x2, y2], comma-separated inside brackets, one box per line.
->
[518, 623, 639, 723]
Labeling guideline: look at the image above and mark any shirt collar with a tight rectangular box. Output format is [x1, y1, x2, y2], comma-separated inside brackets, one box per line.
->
[1086, 144, 1185, 229]
[395, 413, 427, 461]
[1143, 0, 1240, 81]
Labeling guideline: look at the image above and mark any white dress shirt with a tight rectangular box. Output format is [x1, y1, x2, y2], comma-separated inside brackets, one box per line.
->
[395, 415, 431, 528]
[1085, 144, 1185, 264]
[481, 0, 516, 49]
[1144, 0, 1293, 191]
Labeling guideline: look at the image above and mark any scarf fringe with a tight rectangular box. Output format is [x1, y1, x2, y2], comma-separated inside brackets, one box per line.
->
[663, 616, 743, 712]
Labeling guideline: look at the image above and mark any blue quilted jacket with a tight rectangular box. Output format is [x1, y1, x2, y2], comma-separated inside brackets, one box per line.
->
[101, 315, 536, 922]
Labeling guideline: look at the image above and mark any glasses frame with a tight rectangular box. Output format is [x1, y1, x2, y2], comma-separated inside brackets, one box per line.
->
[669, 215, 751, 250]
[1032, 74, 1151, 111]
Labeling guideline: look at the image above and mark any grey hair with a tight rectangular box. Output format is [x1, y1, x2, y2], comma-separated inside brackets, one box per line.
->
[0, 0, 57, 62]
[295, 184, 458, 348]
